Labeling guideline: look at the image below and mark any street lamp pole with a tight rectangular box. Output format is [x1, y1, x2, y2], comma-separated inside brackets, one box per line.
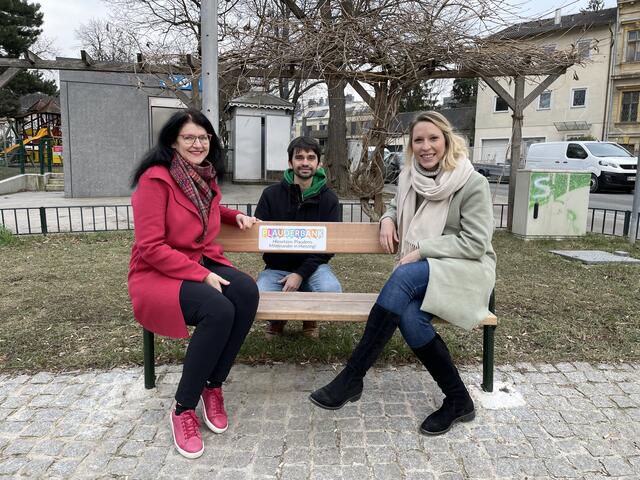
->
[200, 0, 219, 133]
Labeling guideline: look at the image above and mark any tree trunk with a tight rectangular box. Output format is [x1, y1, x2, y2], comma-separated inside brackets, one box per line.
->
[319, 0, 349, 194]
[356, 81, 402, 221]
[324, 77, 349, 193]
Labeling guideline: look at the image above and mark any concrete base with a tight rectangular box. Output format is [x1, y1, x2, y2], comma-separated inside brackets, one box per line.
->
[0, 173, 64, 195]
[0, 174, 45, 195]
[511, 233, 585, 241]
[550, 249, 640, 264]
[470, 381, 526, 410]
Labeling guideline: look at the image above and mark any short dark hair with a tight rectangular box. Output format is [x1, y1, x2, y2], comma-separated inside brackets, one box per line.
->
[287, 136, 321, 163]
[131, 109, 224, 187]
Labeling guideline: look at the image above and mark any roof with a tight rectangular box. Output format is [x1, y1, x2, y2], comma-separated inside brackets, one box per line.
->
[305, 109, 328, 118]
[495, 8, 616, 40]
[226, 91, 294, 111]
[16, 94, 60, 118]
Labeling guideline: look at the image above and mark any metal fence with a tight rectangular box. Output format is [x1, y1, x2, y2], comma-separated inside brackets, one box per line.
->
[1, 202, 639, 240]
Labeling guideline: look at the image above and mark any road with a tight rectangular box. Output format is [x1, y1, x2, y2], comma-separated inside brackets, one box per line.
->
[488, 182, 635, 211]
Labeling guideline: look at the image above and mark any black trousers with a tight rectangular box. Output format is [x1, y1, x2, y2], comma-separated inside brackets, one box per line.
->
[174, 259, 259, 409]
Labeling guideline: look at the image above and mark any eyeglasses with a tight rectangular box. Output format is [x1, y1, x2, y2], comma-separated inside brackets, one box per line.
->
[178, 134, 213, 146]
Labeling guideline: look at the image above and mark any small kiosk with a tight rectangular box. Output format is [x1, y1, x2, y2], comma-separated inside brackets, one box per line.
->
[226, 92, 294, 182]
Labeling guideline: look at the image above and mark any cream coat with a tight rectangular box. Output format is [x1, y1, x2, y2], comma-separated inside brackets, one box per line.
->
[381, 170, 496, 330]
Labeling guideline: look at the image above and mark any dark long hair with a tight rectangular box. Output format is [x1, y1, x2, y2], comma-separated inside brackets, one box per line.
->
[131, 109, 225, 187]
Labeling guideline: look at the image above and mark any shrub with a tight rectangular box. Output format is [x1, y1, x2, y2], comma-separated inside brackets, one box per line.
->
[0, 225, 16, 246]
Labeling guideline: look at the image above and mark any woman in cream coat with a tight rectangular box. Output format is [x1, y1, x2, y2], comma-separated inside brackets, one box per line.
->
[310, 111, 496, 436]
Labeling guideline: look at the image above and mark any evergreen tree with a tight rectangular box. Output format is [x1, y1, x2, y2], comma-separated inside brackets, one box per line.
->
[0, 0, 43, 56]
[0, 0, 57, 118]
[399, 81, 438, 112]
[451, 78, 478, 105]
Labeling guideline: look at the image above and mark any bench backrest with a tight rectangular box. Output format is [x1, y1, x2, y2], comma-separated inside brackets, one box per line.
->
[217, 221, 386, 254]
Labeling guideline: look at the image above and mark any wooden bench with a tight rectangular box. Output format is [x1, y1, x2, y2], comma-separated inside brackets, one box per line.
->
[143, 221, 498, 392]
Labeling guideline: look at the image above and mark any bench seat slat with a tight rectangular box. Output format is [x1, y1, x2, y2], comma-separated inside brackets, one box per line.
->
[256, 292, 497, 326]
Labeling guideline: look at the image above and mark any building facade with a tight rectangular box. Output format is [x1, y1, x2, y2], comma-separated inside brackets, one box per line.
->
[607, 0, 640, 154]
[474, 8, 617, 165]
[293, 96, 372, 149]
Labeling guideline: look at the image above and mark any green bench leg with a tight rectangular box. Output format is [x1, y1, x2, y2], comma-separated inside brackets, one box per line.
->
[482, 325, 495, 392]
[143, 329, 156, 389]
[481, 288, 496, 392]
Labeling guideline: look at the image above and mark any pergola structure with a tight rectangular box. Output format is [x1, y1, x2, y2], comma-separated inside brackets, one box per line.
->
[0, 49, 574, 230]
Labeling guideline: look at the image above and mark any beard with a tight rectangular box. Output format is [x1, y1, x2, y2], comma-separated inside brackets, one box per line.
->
[294, 167, 315, 180]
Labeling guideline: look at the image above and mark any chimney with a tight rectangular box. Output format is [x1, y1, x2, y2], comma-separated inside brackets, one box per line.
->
[554, 8, 562, 25]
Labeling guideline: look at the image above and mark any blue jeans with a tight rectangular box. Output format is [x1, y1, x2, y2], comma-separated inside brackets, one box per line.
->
[256, 264, 342, 293]
[376, 260, 435, 349]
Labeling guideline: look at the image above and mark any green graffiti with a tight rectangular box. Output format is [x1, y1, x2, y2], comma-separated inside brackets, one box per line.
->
[528, 172, 590, 209]
[567, 208, 579, 233]
[570, 174, 591, 190]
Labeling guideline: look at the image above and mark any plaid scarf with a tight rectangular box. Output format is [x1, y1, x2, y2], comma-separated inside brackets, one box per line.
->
[169, 153, 215, 241]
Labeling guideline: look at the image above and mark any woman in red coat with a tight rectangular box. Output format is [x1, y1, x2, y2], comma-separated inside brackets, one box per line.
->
[128, 109, 259, 459]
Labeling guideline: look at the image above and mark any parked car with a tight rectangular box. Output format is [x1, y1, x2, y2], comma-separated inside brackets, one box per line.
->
[383, 152, 403, 184]
[473, 162, 510, 182]
[525, 141, 637, 193]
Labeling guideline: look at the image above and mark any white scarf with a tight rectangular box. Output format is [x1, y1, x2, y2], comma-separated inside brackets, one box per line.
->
[396, 156, 474, 258]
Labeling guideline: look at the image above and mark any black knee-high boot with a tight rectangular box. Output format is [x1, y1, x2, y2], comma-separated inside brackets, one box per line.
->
[309, 304, 400, 410]
[412, 333, 475, 435]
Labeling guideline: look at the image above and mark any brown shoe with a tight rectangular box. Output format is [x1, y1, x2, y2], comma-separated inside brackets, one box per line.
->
[302, 321, 319, 339]
[265, 321, 286, 339]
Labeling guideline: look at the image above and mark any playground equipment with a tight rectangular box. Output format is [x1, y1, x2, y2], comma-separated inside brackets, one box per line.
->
[0, 96, 63, 176]
[3, 127, 48, 154]
[0, 123, 60, 175]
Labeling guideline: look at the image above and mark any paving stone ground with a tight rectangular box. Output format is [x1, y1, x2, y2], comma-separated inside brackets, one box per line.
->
[0, 362, 639, 479]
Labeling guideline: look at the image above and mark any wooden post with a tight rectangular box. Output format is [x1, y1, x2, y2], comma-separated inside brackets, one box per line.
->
[507, 76, 525, 232]
[482, 73, 563, 232]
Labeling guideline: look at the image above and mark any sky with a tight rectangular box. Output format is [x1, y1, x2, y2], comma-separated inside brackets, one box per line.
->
[38, 0, 110, 57]
[35, 0, 617, 94]
[37, 0, 618, 58]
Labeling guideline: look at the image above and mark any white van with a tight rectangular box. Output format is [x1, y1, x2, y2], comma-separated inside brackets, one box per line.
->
[525, 141, 637, 193]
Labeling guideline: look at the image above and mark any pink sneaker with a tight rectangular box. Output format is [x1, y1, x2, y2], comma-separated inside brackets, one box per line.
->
[169, 409, 204, 459]
[201, 387, 228, 433]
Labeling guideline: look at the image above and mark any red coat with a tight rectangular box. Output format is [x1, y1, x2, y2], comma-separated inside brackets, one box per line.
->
[128, 165, 243, 338]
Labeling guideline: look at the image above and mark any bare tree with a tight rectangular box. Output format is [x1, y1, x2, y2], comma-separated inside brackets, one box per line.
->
[76, 19, 138, 62]
[581, 0, 604, 12]
[222, 0, 580, 219]
[103, 0, 241, 54]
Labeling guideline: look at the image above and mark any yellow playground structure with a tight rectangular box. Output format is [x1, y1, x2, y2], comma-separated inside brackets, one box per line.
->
[2, 127, 62, 165]
[1, 96, 63, 169]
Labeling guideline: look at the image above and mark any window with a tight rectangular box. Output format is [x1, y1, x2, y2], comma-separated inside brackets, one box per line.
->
[626, 30, 640, 62]
[350, 121, 357, 135]
[577, 39, 591, 59]
[494, 96, 509, 112]
[618, 144, 635, 155]
[585, 143, 633, 157]
[566, 143, 588, 159]
[571, 88, 587, 107]
[620, 91, 639, 122]
[538, 91, 551, 110]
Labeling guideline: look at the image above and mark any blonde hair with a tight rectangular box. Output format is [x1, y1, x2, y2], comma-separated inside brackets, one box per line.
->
[405, 111, 468, 171]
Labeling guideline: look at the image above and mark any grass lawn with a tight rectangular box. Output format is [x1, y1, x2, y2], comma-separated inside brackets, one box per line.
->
[0, 230, 638, 373]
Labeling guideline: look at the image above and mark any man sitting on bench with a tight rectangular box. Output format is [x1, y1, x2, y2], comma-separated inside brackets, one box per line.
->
[254, 136, 342, 339]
